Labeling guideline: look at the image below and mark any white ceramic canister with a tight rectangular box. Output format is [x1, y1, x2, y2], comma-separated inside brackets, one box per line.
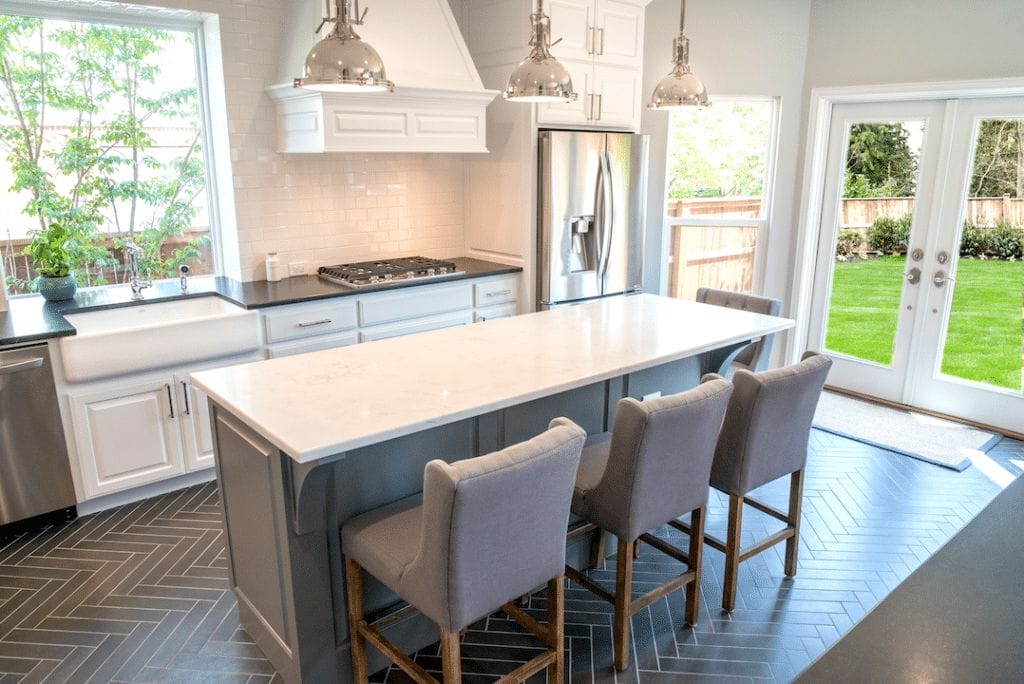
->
[265, 252, 283, 282]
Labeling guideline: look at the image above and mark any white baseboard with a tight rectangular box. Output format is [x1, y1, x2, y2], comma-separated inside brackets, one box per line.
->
[76, 469, 217, 517]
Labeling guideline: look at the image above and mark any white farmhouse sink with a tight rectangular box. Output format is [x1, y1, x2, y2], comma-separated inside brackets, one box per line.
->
[59, 297, 261, 382]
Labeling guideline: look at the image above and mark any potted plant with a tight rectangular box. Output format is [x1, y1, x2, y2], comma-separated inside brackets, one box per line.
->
[25, 222, 78, 301]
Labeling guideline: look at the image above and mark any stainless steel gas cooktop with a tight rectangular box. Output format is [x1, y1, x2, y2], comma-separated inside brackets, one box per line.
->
[317, 257, 464, 289]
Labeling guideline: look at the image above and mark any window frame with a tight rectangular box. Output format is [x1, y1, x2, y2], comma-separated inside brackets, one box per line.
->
[0, 0, 239, 280]
[659, 95, 782, 298]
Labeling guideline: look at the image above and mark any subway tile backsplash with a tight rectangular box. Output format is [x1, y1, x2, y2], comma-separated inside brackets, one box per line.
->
[128, 0, 467, 283]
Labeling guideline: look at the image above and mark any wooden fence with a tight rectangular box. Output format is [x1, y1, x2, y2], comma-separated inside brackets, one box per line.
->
[668, 224, 758, 301]
[667, 196, 1024, 226]
[665, 196, 1024, 299]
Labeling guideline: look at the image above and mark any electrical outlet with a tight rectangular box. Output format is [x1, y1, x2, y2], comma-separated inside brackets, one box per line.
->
[642, 391, 662, 402]
[288, 261, 307, 277]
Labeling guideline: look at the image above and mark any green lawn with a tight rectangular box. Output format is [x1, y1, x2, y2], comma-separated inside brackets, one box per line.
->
[826, 256, 1023, 390]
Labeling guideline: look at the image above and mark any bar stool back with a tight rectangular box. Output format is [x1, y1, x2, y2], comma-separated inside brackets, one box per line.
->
[702, 351, 832, 611]
[696, 287, 782, 377]
[566, 378, 734, 670]
[342, 417, 586, 683]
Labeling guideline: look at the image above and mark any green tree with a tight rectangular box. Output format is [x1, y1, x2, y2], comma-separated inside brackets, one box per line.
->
[971, 119, 1024, 198]
[666, 103, 770, 199]
[843, 123, 918, 198]
[0, 16, 207, 293]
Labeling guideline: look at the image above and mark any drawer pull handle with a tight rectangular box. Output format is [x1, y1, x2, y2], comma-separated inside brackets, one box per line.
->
[486, 289, 513, 298]
[297, 319, 333, 328]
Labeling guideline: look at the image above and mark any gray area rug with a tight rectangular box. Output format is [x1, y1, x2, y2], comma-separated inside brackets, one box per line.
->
[813, 391, 1000, 471]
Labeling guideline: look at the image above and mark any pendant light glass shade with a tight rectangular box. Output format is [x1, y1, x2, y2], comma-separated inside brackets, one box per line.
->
[504, 0, 577, 103]
[648, 0, 709, 110]
[295, 0, 394, 93]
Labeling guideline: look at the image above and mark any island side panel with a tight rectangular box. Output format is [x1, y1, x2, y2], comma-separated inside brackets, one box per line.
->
[210, 403, 339, 684]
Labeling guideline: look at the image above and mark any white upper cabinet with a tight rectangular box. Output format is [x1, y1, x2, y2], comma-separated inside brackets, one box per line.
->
[595, 0, 644, 68]
[475, 0, 648, 131]
[541, 0, 646, 130]
[548, 0, 596, 62]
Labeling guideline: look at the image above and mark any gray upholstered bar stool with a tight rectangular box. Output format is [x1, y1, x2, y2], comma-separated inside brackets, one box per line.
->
[566, 378, 733, 671]
[341, 418, 586, 684]
[694, 351, 831, 612]
[696, 287, 782, 377]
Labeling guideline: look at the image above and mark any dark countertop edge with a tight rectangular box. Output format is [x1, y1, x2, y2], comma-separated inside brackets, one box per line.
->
[0, 258, 522, 346]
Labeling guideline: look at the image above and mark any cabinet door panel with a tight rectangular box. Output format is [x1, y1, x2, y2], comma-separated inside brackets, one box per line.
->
[593, 63, 641, 129]
[536, 60, 594, 126]
[70, 380, 184, 498]
[595, 0, 644, 67]
[177, 377, 214, 472]
[548, 0, 595, 62]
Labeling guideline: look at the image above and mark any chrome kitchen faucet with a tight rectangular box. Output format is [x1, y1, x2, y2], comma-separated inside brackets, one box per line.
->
[124, 238, 152, 299]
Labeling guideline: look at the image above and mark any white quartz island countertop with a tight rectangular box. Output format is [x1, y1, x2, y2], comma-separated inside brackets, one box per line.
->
[191, 294, 794, 463]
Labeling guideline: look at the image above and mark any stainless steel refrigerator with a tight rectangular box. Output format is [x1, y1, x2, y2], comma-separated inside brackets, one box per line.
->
[537, 130, 648, 309]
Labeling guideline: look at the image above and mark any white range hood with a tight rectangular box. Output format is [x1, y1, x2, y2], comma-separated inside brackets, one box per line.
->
[268, 0, 498, 154]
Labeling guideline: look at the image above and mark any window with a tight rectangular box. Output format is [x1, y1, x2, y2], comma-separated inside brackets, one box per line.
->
[661, 98, 778, 300]
[0, 2, 232, 295]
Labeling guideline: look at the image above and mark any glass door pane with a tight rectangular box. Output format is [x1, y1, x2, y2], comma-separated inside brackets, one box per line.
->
[823, 121, 926, 366]
[939, 118, 1024, 392]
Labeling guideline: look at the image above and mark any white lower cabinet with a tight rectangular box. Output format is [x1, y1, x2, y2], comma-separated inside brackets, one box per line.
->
[176, 373, 215, 471]
[66, 354, 259, 500]
[69, 378, 186, 499]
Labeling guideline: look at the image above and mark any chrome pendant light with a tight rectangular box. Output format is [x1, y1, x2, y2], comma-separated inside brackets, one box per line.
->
[648, 0, 709, 110]
[504, 0, 577, 103]
[294, 0, 394, 93]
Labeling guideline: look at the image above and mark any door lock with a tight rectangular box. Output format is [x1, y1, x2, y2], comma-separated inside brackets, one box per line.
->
[910, 247, 924, 261]
[933, 270, 956, 287]
[903, 267, 921, 284]
[936, 250, 950, 265]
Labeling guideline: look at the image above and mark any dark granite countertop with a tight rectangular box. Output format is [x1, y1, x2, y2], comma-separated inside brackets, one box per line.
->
[0, 257, 521, 347]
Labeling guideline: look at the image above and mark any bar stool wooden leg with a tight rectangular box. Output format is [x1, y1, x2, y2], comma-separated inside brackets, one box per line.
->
[785, 470, 804, 577]
[589, 528, 607, 569]
[685, 506, 705, 626]
[344, 558, 370, 684]
[547, 576, 565, 684]
[439, 628, 461, 683]
[722, 494, 743, 612]
[613, 536, 633, 671]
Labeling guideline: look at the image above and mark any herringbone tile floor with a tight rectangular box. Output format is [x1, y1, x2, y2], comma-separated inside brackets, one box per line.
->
[2, 431, 1022, 683]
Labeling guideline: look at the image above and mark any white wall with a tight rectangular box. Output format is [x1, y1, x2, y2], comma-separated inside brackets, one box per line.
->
[640, 0, 811, 306]
[803, 0, 1024, 90]
[93, 0, 467, 282]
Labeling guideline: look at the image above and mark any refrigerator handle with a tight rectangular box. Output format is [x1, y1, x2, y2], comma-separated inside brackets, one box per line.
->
[593, 153, 606, 273]
[598, 151, 614, 288]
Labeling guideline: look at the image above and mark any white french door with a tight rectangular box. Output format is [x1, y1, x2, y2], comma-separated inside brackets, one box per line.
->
[808, 98, 1024, 434]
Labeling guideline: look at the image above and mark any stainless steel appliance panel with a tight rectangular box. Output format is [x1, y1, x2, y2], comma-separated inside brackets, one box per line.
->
[538, 130, 647, 309]
[601, 133, 647, 298]
[538, 130, 607, 306]
[0, 343, 76, 525]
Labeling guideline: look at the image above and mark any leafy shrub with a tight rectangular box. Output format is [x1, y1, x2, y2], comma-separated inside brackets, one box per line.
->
[959, 221, 989, 257]
[866, 214, 912, 254]
[836, 229, 863, 256]
[987, 221, 1023, 260]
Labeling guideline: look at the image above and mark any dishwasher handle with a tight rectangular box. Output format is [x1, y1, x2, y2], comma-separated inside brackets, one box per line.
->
[0, 356, 44, 375]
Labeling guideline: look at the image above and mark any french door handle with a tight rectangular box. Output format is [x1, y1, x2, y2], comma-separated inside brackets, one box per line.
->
[903, 267, 921, 285]
[932, 270, 956, 287]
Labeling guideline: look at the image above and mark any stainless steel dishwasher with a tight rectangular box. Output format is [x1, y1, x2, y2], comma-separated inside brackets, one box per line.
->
[0, 342, 77, 530]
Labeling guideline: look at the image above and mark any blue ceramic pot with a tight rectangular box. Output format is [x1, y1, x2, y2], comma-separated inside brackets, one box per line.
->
[36, 275, 77, 302]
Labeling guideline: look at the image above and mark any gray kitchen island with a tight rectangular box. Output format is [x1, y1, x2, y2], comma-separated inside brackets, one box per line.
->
[190, 294, 794, 683]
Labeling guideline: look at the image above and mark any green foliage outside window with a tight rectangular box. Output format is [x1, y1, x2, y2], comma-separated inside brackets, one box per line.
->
[0, 15, 208, 293]
[666, 103, 771, 200]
